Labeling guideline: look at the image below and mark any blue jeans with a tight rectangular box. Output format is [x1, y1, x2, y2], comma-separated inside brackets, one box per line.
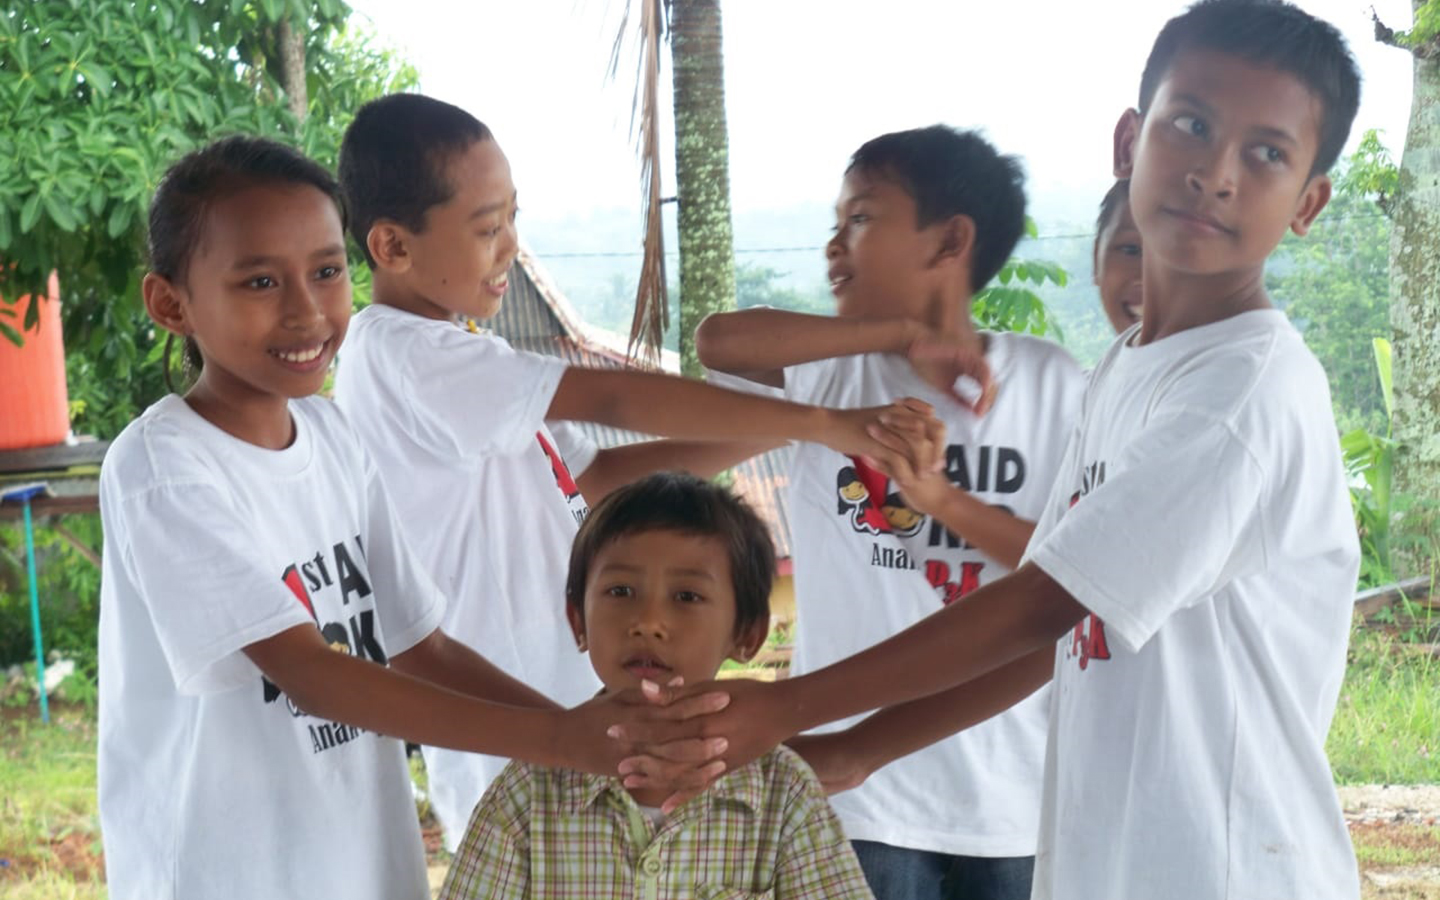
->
[851, 840, 1035, 900]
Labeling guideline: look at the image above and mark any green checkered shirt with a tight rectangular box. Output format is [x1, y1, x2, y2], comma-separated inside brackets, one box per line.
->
[439, 745, 875, 900]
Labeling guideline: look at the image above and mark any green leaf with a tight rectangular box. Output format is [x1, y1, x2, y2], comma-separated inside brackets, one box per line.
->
[78, 61, 112, 98]
[19, 193, 42, 233]
[1374, 337, 1394, 424]
[107, 202, 132, 239]
[42, 192, 79, 232]
[0, 318, 23, 348]
[0, 208, 11, 251]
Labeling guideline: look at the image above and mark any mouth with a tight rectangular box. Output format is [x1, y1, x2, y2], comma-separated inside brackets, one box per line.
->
[482, 273, 509, 298]
[268, 338, 332, 371]
[828, 271, 853, 294]
[1124, 303, 1143, 322]
[622, 653, 673, 680]
[1164, 207, 1234, 236]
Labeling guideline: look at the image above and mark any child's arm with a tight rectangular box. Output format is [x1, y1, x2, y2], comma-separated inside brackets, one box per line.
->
[437, 763, 532, 900]
[787, 649, 1053, 794]
[389, 628, 558, 710]
[546, 369, 939, 472]
[576, 439, 785, 504]
[612, 563, 1084, 809]
[694, 308, 924, 387]
[769, 756, 877, 899]
[243, 624, 729, 778]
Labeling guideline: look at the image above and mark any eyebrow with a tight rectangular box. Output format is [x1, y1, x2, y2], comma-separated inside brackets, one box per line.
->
[469, 193, 517, 221]
[230, 244, 347, 270]
[597, 562, 718, 581]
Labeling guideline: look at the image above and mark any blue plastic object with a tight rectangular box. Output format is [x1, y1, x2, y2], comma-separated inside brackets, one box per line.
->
[2, 483, 51, 724]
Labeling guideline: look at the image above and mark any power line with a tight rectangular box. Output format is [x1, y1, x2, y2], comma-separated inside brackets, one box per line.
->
[534, 210, 1390, 259]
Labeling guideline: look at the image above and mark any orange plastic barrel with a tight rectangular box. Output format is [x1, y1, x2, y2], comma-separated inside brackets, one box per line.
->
[0, 273, 70, 451]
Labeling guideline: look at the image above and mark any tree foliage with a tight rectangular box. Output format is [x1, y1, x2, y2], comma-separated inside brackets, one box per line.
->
[0, 0, 416, 438]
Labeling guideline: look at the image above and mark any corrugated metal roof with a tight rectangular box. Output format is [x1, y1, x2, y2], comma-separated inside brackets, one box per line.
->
[488, 245, 794, 559]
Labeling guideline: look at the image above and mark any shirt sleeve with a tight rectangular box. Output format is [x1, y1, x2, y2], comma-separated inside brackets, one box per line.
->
[771, 756, 877, 900]
[544, 420, 599, 478]
[438, 762, 533, 900]
[358, 449, 447, 657]
[404, 327, 569, 459]
[115, 482, 314, 695]
[1027, 409, 1268, 654]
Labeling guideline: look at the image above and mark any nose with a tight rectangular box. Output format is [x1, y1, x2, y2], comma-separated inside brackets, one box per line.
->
[281, 279, 325, 329]
[826, 228, 844, 260]
[628, 600, 669, 641]
[1186, 146, 1237, 200]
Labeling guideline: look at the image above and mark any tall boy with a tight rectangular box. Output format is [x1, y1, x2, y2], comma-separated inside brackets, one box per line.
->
[628, 2, 1364, 897]
[440, 472, 874, 900]
[332, 93, 937, 848]
[698, 125, 1084, 899]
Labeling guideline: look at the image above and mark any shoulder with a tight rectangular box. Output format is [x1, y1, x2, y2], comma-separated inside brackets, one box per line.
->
[755, 744, 829, 810]
[101, 396, 221, 499]
[1159, 313, 1326, 422]
[988, 331, 1086, 385]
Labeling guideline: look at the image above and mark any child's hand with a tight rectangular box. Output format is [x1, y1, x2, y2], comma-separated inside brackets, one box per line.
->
[786, 732, 873, 795]
[611, 677, 798, 814]
[561, 680, 731, 783]
[823, 399, 945, 476]
[863, 413, 952, 519]
[908, 334, 996, 416]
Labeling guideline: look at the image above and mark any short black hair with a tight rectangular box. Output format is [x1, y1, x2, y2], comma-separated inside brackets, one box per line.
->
[1138, 0, 1360, 176]
[565, 472, 774, 640]
[338, 93, 492, 267]
[147, 135, 345, 389]
[847, 125, 1026, 294]
[1093, 179, 1131, 271]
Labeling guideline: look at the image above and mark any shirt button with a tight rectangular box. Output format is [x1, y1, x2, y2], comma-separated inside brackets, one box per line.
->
[641, 855, 662, 875]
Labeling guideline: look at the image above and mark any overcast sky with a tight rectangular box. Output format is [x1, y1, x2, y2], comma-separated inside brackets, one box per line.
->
[345, 0, 1415, 235]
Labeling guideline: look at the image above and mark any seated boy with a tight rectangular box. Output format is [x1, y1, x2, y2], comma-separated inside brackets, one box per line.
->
[625, 2, 1366, 897]
[697, 125, 1084, 898]
[332, 93, 937, 848]
[439, 472, 874, 900]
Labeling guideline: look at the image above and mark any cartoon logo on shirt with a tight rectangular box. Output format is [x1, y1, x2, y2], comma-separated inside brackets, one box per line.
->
[1063, 459, 1112, 670]
[836, 458, 923, 537]
[260, 538, 391, 752]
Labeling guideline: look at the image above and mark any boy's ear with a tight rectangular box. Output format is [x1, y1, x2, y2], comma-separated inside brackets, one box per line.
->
[1288, 174, 1333, 237]
[729, 620, 769, 665]
[366, 220, 414, 273]
[142, 272, 189, 337]
[932, 214, 977, 271]
[565, 603, 588, 653]
[1113, 109, 1142, 179]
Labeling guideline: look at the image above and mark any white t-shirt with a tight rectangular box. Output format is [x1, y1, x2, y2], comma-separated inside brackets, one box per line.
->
[97, 394, 445, 900]
[783, 333, 1085, 856]
[1026, 310, 1361, 900]
[334, 304, 602, 850]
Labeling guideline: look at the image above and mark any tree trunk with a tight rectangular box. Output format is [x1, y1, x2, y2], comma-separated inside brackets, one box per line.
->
[669, 0, 736, 377]
[1389, 1, 1440, 576]
[278, 18, 307, 123]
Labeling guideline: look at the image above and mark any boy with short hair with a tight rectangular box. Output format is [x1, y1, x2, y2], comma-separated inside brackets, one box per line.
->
[698, 125, 1084, 898]
[439, 472, 875, 900]
[631, 2, 1365, 897]
[332, 93, 937, 848]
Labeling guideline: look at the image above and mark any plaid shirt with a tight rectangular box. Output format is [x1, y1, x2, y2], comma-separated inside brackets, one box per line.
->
[439, 746, 874, 900]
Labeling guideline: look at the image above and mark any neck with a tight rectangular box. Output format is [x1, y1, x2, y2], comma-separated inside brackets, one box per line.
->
[184, 378, 295, 450]
[371, 274, 455, 322]
[625, 785, 673, 809]
[1138, 259, 1271, 345]
[907, 288, 986, 391]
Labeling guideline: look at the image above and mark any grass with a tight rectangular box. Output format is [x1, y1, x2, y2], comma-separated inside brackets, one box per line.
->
[1328, 624, 1440, 785]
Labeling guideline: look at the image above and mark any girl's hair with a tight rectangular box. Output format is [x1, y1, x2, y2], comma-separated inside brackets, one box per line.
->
[147, 135, 347, 391]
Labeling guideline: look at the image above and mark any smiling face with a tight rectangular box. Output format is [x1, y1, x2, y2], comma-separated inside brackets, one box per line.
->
[825, 167, 943, 322]
[567, 529, 767, 692]
[386, 137, 519, 321]
[1118, 48, 1331, 282]
[1093, 195, 1143, 334]
[153, 181, 350, 425]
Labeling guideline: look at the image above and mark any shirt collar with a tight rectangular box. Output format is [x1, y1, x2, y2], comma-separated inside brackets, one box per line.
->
[559, 757, 768, 819]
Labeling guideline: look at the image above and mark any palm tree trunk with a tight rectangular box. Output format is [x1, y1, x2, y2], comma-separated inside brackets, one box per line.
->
[1386, 2, 1440, 575]
[670, 0, 736, 377]
[278, 17, 307, 123]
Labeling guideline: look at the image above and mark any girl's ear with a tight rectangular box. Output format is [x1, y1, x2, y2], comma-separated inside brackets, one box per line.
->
[565, 602, 588, 653]
[366, 220, 413, 273]
[142, 272, 189, 337]
[728, 619, 770, 665]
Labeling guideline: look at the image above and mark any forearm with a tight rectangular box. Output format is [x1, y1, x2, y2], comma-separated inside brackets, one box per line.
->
[577, 439, 784, 502]
[842, 648, 1053, 774]
[248, 627, 572, 768]
[695, 309, 920, 378]
[778, 564, 1083, 734]
[549, 368, 840, 446]
[391, 629, 559, 711]
[925, 490, 1036, 570]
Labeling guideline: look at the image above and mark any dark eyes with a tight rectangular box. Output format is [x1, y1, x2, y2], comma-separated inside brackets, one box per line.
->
[1173, 114, 1207, 138]
[1117, 243, 1141, 257]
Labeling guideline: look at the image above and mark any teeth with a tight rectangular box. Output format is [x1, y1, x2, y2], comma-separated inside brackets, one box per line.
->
[274, 344, 324, 364]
